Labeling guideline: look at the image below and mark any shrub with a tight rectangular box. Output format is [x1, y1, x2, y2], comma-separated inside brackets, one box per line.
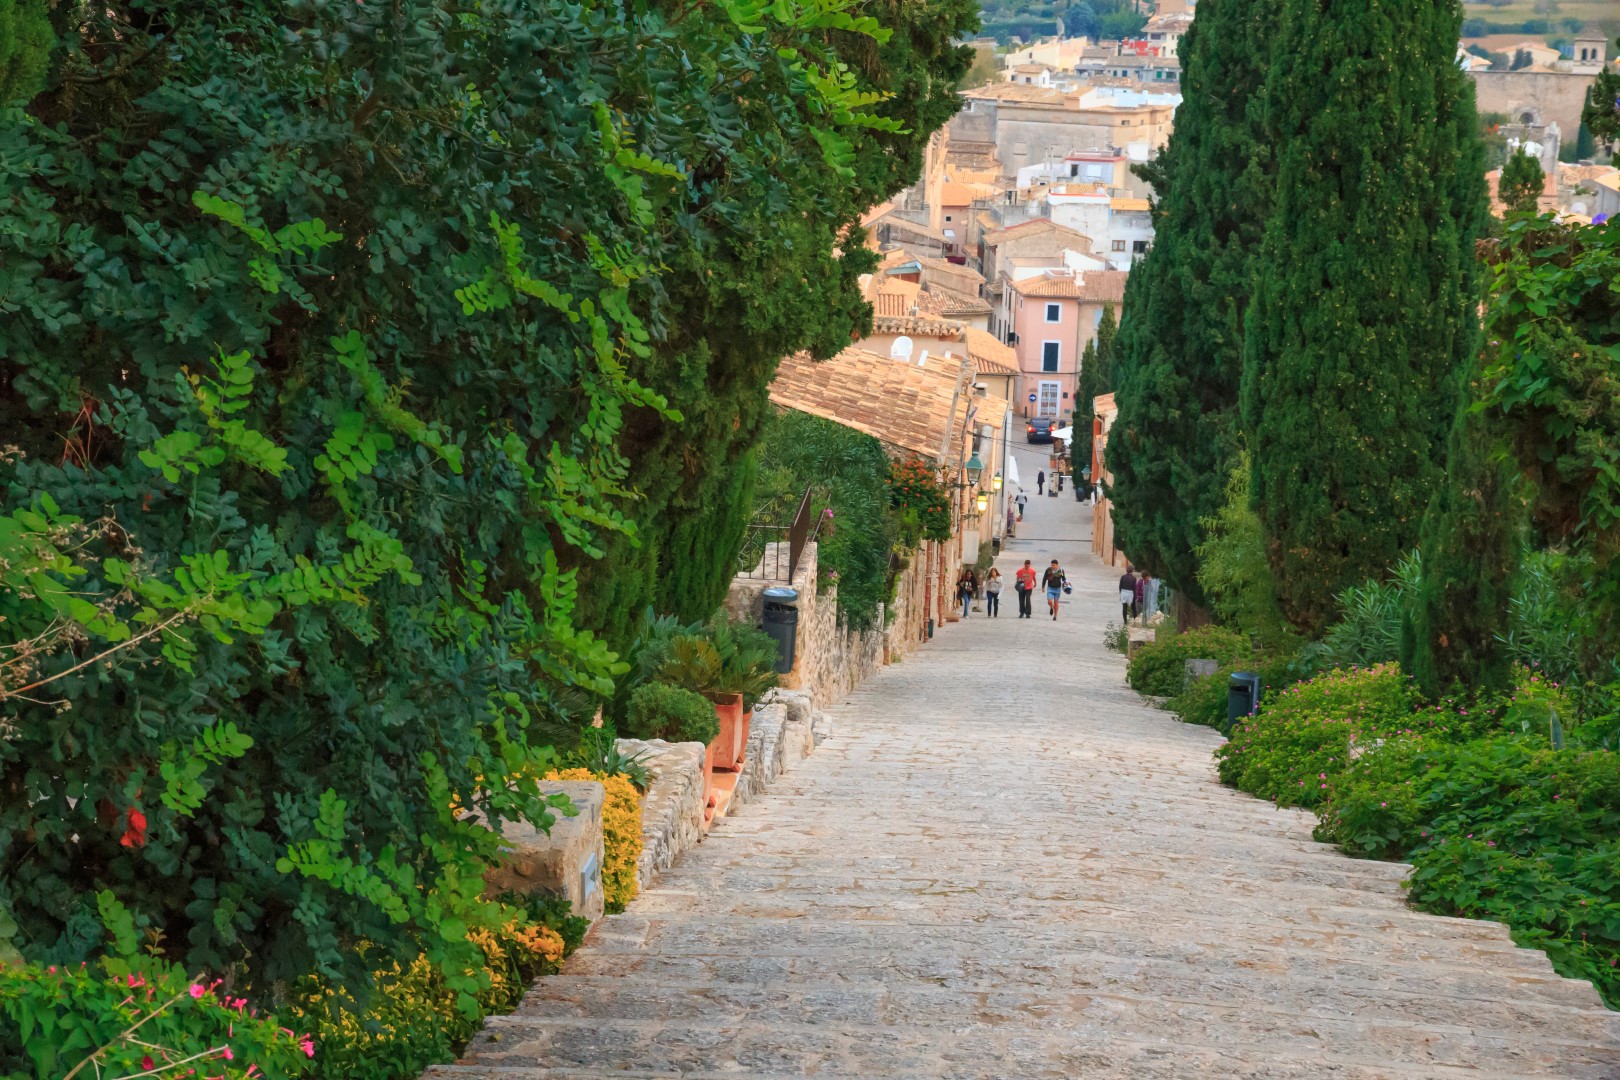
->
[1215, 664, 1421, 808]
[1168, 654, 1300, 731]
[625, 684, 719, 746]
[287, 896, 585, 1078]
[1126, 625, 1249, 697]
[889, 459, 954, 545]
[1, 908, 312, 1079]
[548, 769, 643, 914]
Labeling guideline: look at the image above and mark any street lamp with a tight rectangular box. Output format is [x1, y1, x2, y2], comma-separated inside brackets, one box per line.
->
[991, 471, 1003, 492]
[976, 492, 990, 513]
[965, 453, 983, 486]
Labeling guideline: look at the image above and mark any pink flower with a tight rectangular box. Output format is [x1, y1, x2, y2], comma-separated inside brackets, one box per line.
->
[189, 983, 206, 999]
[301, 1037, 316, 1058]
[222, 1048, 234, 1061]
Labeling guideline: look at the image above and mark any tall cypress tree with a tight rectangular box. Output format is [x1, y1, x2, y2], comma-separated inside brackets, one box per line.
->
[1242, 0, 1487, 635]
[1106, 0, 1277, 607]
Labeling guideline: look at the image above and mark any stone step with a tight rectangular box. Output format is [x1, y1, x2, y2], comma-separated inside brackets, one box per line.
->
[436, 1013, 1620, 1079]
[502, 974, 1620, 1048]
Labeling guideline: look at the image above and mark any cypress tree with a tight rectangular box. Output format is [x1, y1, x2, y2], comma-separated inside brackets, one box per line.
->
[1106, 0, 1276, 607]
[1242, 0, 1487, 635]
[1072, 305, 1117, 482]
[1499, 146, 1543, 215]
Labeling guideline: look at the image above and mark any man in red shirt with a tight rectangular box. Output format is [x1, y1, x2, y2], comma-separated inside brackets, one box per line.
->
[1014, 560, 1038, 618]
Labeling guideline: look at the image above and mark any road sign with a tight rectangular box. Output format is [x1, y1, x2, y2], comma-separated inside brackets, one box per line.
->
[1027, 393, 1037, 402]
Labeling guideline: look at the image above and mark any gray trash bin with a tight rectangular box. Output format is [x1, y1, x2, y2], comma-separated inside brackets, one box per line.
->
[761, 586, 799, 675]
[1226, 671, 1263, 732]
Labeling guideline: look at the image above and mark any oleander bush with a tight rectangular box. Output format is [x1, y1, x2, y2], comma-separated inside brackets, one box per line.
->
[1214, 664, 1421, 808]
[1168, 654, 1301, 731]
[548, 769, 643, 915]
[1126, 625, 1250, 697]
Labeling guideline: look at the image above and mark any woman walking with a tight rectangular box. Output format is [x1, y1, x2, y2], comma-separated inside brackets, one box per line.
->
[985, 568, 1003, 618]
[956, 568, 975, 619]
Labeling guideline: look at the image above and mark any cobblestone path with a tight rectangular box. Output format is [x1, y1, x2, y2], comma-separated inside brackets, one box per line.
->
[435, 471, 1620, 1078]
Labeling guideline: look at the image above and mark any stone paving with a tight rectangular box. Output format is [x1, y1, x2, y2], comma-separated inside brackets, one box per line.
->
[433, 461, 1620, 1078]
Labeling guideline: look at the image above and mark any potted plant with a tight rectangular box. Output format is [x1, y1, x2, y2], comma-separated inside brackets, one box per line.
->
[649, 632, 746, 789]
[624, 681, 722, 819]
[710, 616, 780, 770]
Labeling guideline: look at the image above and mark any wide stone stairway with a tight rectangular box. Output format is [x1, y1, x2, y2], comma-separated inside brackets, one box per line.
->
[432, 476, 1620, 1078]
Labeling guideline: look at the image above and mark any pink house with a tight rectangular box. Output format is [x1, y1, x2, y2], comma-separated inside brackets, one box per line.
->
[1007, 270, 1127, 420]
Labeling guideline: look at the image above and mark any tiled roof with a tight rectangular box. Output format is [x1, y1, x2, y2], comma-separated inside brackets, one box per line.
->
[916, 286, 993, 318]
[878, 215, 950, 243]
[872, 313, 964, 338]
[1011, 271, 1129, 303]
[960, 82, 1070, 106]
[916, 256, 986, 286]
[962, 328, 1020, 376]
[1110, 197, 1152, 212]
[770, 348, 975, 462]
[981, 218, 1093, 249]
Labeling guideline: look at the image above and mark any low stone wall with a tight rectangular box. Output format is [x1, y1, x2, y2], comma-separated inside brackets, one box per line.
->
[613, 738, 706, 894]
[484, 780, 607, 925]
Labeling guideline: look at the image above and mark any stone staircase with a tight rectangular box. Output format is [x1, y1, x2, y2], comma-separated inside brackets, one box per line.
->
[429, 517, 1620, 1078]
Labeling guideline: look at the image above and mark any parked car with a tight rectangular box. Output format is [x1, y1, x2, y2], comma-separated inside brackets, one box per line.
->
[1026, 417, 1054, 444]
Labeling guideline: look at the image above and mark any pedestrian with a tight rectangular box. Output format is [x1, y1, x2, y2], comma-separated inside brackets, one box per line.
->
[1036, 469, 1045, 495]
[1042, 559, 1067, 620]
[1016, 492, 1027, 520]
[1133, 572, 1146, 618]
[1118, 565, 1138, 624]
[1015, 559, 1037, 618]
[985, 567, 1003, 618]
[1141, 571, 1159, 620]
[956, 568, 974, 619]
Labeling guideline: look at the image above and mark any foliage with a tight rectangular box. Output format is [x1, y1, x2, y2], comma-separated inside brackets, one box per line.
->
[1402, 385, 1521, 698]
[1098, 8, 1147, 38]
[1478, 218, 1620, 673]
[1193, 450, 1295, 650]
[1581, 37, 1620, 144]
[572, 0, 978, 653]
[1168, 655, 1300, 731]
[1102, 620, 1129, 654]
[1063, 2, 1099, 39]
[0, 0, 50, 105]
[708, 615, 780, 710]
[1241, 0, 1488, 634]
[286, 896, 585, 1079]
[889, 458, 955, 545]
[1499, 146, 1545, 215]
[1498, 549, 1589, 687]
[752, 411, 904, 631]
[1309, 553, 1423, 672]
[567, 726, 653, 793]
[1126, 625, 1250, 697]
[1107, 0, 1275, 607]
[548, 770, 642, 916]
[0, 0, 932, 1012]
[1215, 664, 1422, 808]
[1071, 306, 1117, 483]
[1, 948, 310, 1079]
[625, 684, 721, 746]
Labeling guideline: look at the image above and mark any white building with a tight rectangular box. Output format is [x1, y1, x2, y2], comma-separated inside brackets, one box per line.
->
[1047, 186, 1155, 269]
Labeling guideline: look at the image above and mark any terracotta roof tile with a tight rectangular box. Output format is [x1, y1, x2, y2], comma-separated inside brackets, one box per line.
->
[872, 314, 964, 338]
[1011, 270, 1128, 302]
[916, 255, 986, 286]
[982, 218, 1093, 249]
[916, 286, 993, 318]
[770, 348, 975, 462]
[963, 327, 1020, 376]
[970, 394, 1009, 435]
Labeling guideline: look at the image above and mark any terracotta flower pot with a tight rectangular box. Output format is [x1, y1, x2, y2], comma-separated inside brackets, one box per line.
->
[708, 692, 745, 772]
[702, 738, 718, 823]
[737, 708, 752, 768]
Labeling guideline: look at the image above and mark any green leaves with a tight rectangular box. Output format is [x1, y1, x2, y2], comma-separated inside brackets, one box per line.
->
[160, 721, 255, 815]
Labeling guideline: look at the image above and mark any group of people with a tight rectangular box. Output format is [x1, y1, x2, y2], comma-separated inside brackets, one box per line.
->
[957, 558, 1070, 621]
[1116, 565, 1159, 624]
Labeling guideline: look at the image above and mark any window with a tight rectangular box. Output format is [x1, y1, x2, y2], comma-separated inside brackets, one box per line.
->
[1133, 240, 1149, 254]
[1112, 239, 1127, 252]
[1044, 303, 1061, 323]
[1039, 380, 1061, 418]
[1042, 341, 1060, 372]
[944, 214, 953, 222]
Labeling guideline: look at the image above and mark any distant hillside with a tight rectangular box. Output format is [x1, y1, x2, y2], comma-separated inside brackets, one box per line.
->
[978, 0, 1148, 46]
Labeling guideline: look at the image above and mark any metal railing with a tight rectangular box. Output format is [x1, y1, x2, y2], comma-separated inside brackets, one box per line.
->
[736, 485, 817, 583]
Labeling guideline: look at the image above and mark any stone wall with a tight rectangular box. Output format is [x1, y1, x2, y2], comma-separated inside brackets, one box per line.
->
[1470, 69, 1600, 146]
[725, 539, 931, 712]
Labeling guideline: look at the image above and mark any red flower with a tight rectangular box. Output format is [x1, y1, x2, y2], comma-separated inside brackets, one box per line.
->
[119, 808, 148, 848]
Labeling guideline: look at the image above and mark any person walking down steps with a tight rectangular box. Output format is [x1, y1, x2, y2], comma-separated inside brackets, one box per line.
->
[1043, 559, 1069, 621]
[985, 568, 1003, 618]
[957, 568, 976, 619]
[1016, 492, 1028, 520]
[1036, 470, 1045, 496]
[1118, 566, 1138, 624]
[1015, 560, 1037, 618]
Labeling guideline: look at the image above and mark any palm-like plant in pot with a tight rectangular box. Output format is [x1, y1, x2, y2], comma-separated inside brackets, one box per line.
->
[708, 617, 780, 770]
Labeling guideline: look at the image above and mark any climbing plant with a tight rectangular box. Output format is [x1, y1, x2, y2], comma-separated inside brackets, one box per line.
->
[0, 0, 930, 1008]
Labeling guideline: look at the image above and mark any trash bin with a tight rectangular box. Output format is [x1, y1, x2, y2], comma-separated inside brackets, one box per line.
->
[1226, 671, 1262, 731]
[991, 536, 1001, 555]
[761, 586, 799, 675]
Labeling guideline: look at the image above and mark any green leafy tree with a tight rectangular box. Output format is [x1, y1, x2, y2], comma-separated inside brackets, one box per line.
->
[1580, 38, 1620, 144]
[1500, 146, 1545, 215]
[0, 0, 50, 104]
[1242, 0, 1488, 634]
[1107, 0, 1276, 607]
[0, 0, 932, 1007]
[1071, 305, 1117, 483]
